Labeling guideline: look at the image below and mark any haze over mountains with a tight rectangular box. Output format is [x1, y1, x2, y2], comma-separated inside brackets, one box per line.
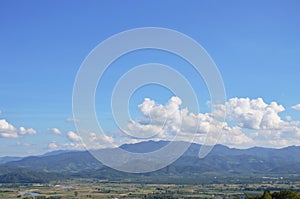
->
[1, 140, 300, 183]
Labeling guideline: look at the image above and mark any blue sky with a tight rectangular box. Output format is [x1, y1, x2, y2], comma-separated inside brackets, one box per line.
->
[1, 0, 300, 156]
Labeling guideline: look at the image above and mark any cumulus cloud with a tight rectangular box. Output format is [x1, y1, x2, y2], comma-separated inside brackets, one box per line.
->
[3, 97, 299, 149]
[19, 127, 36, 135]
[226, 98, 285, 130]
[63, 97, 298, 149]
[127, 97, 188, 137]
[67, 131, 81, 142]
[123, 97, 300, 148]
[292, 104, 300, 110]
[0, 119, 18, 138]
[0, 119, 36, 138]
[48, 128, 61, 135]
[124, 96, 250, 147]
[223, 97, 300, 147]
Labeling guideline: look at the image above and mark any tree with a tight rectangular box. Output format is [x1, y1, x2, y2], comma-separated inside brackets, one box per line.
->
[247, 190, 300, 199]
[261, 190, 272, 199]
[271, 190, 300, 199]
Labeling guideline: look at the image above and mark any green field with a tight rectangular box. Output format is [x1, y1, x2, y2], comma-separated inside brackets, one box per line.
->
[1, 176, 300, 199]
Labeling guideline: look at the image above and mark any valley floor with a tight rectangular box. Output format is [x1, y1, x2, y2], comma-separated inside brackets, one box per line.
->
[1, 177, 300, 199]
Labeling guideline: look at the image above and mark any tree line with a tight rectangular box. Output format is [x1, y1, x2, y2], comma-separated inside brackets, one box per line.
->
[236, 190, 300, 199]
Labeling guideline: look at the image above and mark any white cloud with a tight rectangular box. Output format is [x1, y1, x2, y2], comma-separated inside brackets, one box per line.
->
[226, 97, 285, 130]
[221, 126, 254, 146]
[19, 127, 26, 134]
[125, 97, 183, 139]
[123, 97, 300, 148]
[62, 142, 85, 150]
[124, 96, 252, 147]
[292, 104, 300, 110]
[48, 128, 61, 135]
[19, 127, 36, 135]
[48, 142, 58, 149]
[2, 97, 300, 149]
[48, 141, 86, 151]
[75, 131, 116, 149]
[46, 132, 113, 151]
[88, 132, 114, 143]
[65, 117, 80, 123]
[67, 131, 81, 142]
[224, 97, 300, 147]
[0, 119, 18, 138]
[0, 119, 37, 138]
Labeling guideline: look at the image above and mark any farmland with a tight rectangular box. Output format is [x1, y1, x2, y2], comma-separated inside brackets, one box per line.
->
[1, 176, 300, 199]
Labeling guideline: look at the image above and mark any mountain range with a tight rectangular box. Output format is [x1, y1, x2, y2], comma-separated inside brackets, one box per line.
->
[1, 141, 300, 183]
